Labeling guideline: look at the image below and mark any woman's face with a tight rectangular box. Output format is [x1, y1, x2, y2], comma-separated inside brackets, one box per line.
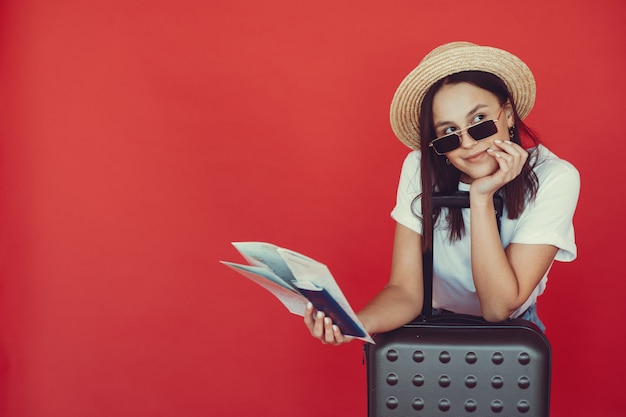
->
[431, 82, 514, 182]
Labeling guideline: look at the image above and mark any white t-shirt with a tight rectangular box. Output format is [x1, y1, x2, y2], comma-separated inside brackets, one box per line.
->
[390, 145, 580, 318]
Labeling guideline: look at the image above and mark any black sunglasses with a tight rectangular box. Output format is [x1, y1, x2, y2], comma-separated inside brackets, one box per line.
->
[429, 108, 503, 155]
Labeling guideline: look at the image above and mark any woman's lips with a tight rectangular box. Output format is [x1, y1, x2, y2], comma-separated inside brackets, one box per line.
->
[466, 149, 488, 163]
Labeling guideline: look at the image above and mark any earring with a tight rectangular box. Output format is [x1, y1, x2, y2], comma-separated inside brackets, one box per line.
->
[508, 125, 516, 139]
[445, 158, 451, 165]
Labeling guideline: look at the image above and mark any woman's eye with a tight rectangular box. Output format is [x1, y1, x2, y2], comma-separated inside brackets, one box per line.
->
[443, 126, 457, 135]
[472, 114, 486, 124]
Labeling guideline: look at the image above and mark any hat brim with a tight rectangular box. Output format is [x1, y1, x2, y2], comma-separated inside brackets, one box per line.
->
[390, 42, 536, 150]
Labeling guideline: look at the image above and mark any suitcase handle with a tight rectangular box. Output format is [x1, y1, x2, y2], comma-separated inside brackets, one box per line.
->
[413, 312, 487, 325]
[422, 192, 503, 317]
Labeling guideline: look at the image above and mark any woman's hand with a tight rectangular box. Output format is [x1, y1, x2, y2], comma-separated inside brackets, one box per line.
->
[473, 139, 528, 196]
[303, 302, 355, 346]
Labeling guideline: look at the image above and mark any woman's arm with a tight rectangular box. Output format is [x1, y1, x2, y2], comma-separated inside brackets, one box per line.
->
[469, 140, 559, 321]
[304, 222, 424, 344]
[469, 193, 558, 321]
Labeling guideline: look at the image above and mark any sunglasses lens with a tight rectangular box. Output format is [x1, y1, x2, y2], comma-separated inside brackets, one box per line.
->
[432, 135, 460, 154]
[467, 120, 497, 140]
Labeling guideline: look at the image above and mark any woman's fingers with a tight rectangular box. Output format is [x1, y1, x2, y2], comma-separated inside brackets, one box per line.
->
[493, 140, 527, 161]
[313, 310, 326, 339]
[332, 325, 354, 345]
[324, 317, 335, 343]
[303, 302, 315, 328]
[489, 140, 528, 180]
[304, 302, 354, 345]
[304, 302, 324, 338]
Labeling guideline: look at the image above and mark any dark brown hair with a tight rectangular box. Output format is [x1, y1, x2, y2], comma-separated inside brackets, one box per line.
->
[415, 71, 540, 249]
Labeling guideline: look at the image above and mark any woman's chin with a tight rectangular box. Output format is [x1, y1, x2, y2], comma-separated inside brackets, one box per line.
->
[459, 165, 499, 183]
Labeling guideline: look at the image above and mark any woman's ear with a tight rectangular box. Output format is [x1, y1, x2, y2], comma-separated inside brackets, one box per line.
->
[504, 100, 515, 128]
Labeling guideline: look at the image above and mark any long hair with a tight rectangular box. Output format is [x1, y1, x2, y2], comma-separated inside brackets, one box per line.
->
[416, 71, 540, 249]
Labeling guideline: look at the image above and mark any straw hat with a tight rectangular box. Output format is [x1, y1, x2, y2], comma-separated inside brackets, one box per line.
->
[390, 41, 536, 149]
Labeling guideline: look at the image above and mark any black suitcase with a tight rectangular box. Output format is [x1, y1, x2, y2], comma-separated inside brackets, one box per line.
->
[365, 192, 551, 417]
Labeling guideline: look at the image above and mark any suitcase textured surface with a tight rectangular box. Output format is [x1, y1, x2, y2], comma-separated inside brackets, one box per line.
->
[365, 192, 552, 417]
[366, 317, 551, 416]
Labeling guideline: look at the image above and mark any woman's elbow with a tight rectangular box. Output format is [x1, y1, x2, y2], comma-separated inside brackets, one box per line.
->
[481, 306, 515, 323]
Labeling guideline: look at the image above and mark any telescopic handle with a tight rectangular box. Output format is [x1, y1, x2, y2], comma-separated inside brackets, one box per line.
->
[421, 191, 503, 317]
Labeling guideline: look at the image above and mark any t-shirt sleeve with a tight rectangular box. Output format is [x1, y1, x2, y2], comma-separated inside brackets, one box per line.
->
[390, 151, 423, 234]
[511, 155, 580, 262]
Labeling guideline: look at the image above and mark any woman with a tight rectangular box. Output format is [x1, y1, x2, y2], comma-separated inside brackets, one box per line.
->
[304, 42, 579, 345]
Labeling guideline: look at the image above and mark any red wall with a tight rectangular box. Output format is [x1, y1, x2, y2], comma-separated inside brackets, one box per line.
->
[1, 1, 624, 416]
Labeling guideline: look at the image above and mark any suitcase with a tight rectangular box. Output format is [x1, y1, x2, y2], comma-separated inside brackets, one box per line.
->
[365, 192, 551, 417]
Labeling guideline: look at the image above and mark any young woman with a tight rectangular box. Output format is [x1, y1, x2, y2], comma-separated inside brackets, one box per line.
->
[304, 42, 579, 345]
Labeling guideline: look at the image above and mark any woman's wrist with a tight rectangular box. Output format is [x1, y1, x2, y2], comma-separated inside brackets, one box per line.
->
[469, 191, 496, 211]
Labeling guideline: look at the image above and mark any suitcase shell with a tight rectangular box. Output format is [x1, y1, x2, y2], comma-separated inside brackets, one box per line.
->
[365, 316, 551, 417]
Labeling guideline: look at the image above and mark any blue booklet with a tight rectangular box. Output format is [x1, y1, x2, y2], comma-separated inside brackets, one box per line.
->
[291, 281, 366, 338]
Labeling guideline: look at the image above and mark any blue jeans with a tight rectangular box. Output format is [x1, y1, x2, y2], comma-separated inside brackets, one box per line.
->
[517, 304, 546, 333]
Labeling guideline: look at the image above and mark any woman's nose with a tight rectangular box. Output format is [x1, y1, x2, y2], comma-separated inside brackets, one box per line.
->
[458, 131, 478, 148]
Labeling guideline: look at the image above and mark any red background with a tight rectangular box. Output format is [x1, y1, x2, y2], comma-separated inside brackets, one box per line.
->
[1, 1, 624, 416]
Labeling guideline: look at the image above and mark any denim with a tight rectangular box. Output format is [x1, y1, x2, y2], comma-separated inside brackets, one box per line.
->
[517, 304, 546, 333]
